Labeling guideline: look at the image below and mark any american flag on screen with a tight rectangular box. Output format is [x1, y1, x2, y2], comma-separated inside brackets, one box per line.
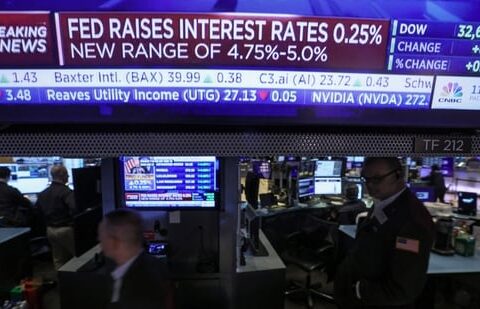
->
[125, 157, 140, 174]
[395, 237, 419, 254]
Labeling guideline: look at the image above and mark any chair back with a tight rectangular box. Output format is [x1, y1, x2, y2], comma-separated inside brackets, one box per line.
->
[302, 214, 339, 247]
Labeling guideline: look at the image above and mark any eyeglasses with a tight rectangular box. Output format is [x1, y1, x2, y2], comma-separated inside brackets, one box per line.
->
[361, 169, 399, 184]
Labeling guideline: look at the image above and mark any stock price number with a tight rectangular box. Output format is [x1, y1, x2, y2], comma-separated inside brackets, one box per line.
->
[270, 90, 297, 103]
[318, 74, 352, 87]
[11, 72, 38, 84]
[365, 76, 389, 87]
[1, 89, 32, 102]
[456, 24, 480, 40]
[216, 72, 242, 84]
[223, 89, 256, 102]
[167, 71, 201, 83]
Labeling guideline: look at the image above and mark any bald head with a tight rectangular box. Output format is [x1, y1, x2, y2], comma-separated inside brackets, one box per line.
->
[50, 165, 69, 184]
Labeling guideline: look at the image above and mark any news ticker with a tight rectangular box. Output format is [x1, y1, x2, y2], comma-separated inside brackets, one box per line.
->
[0, 69, 479, 110]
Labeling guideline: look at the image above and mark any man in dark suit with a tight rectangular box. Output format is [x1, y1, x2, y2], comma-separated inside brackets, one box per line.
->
[98, 209, 173, 309]
[334, 157, 434, 309]
[422, 164, 447, 203]
[0, 166, 32, 227]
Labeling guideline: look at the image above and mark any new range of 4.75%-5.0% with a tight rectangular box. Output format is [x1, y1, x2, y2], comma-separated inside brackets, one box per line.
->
[226, 44, 328, 62]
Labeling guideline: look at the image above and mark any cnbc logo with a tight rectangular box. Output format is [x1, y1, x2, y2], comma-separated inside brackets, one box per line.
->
[439, 82, 463, 103]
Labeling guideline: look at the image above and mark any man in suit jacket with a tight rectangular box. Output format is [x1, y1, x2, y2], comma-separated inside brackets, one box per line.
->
[334, 157, 434, 309]
[0, 166, 32, 227]
[98, 209, 173, 309]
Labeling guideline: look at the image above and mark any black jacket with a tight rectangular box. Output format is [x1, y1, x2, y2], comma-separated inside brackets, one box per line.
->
[0, 181, 32, 226]
[105, 252, 173, 309]
[334, 189, 434, 308]
[424, 172, 447, 200]
[35, 182, 76, 226]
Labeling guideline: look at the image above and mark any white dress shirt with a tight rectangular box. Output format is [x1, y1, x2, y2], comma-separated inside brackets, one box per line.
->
[371, 188, 406, 224]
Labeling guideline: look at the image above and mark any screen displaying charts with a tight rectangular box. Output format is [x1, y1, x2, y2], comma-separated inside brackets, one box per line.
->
[121, 156, 218, 209]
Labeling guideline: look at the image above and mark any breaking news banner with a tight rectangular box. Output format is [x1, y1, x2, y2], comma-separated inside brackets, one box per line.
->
[0, 12, 56, 66]
[55, 12, 389, 69]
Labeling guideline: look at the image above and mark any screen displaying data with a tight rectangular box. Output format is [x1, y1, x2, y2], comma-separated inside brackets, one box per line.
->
[315, 160, 343, 177]
[298, 177, 315, 199]
[121, 156, 218, 209]
[314, 177, 342, 195]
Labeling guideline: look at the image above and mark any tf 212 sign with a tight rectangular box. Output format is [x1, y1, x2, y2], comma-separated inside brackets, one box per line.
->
[414, 137, 472, 154]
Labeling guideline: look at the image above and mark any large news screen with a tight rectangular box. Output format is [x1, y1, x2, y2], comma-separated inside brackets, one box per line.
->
[0, 0, 479, 127]
[120, 156, 218, 209]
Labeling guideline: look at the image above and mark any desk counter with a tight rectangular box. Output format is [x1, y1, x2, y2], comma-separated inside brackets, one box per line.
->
[0, 227, 31, 291]
[237, 231, 285, 273]
[0, 227, 30, 244]
[339, 225, 480, 275]
[254, 201, 332, 218]
[235, 231, 285, 309]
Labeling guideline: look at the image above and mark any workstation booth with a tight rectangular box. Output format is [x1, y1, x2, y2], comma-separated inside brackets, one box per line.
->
[1, 0, 480, 309]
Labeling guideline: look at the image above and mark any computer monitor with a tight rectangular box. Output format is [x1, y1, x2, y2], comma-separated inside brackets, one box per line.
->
[119, 156, 219, 210]
[440, 158, 454, 177]
[252, 160, 271, 179]
[410, 186, 436, 202]
[315, 160, 344, 177]
[457, 192, 477, 216]
[1, 163, 49, 194]
[348, 156, 364, 169]
[259, 193, 276, 208]
[419, 167, 432, 178]
[298, 177, 315, 200]
[314, 177, 342, 195]
[422, 157, 454, 177]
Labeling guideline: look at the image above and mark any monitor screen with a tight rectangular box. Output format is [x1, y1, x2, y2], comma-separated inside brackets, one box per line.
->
[314, 177, 342, 195]
[315, 160, 344, 177]
[120, 156, 219, 210]
[259, 193, 276, 208]
[419, 167, 432, 178]
[299, 160, 316, 177]
[422, 157, 454, 177]
[458, 191, 477, 216]
[410, 186, 436, 202]
[252, 160, 271, 179]
[1, 2, 480, 128]
[346, 157, 364, 169]
[298, 177, 315, 199]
